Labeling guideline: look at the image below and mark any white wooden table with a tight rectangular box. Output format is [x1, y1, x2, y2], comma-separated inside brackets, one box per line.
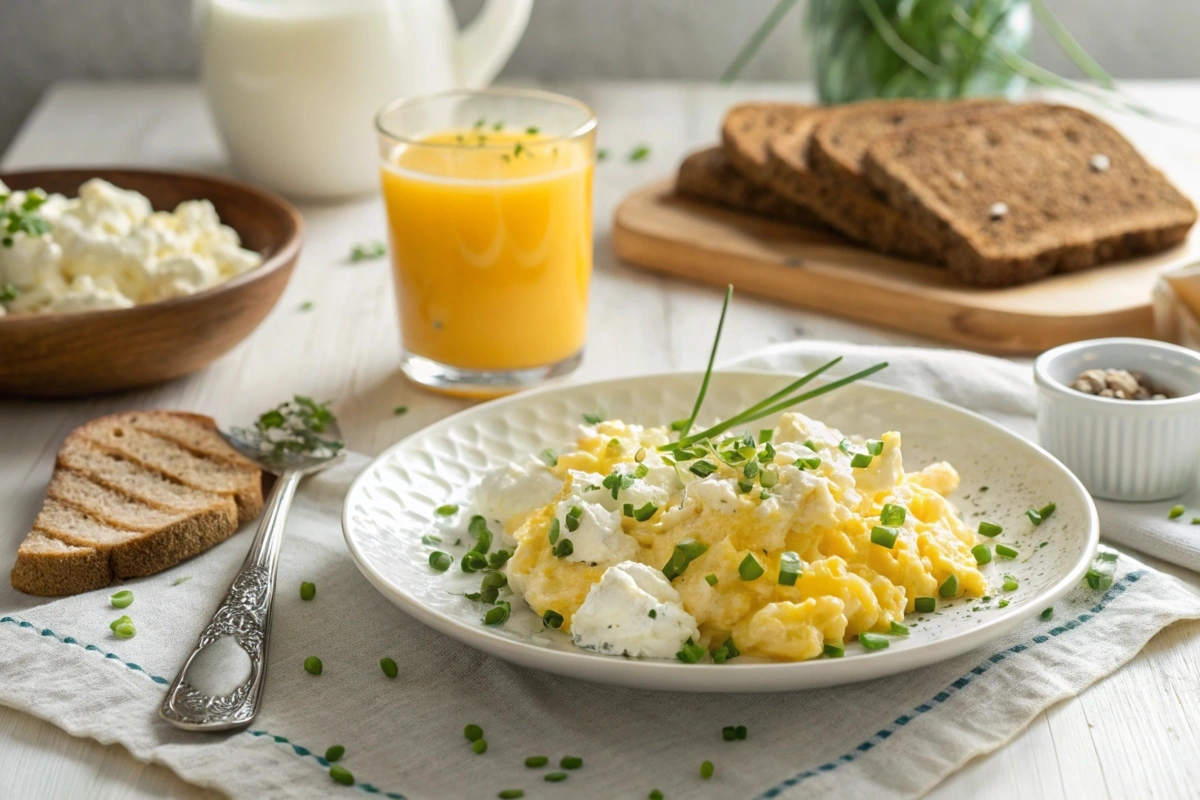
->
[3, 81, 1199, 799]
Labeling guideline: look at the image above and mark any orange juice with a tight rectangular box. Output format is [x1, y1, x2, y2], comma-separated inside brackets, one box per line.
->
[381, 127, 593, 373]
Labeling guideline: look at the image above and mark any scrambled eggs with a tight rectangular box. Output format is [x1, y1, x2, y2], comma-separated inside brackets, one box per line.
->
[490, 412, 987, 662]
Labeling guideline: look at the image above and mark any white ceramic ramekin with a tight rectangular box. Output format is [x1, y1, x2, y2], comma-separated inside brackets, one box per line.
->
[1034, 337, 1200, 501]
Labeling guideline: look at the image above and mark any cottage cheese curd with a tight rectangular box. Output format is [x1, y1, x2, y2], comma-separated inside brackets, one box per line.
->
[0, 178, 262, 316]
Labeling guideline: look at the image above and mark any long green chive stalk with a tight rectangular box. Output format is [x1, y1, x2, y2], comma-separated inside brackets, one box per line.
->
[678, 285, 734, 438]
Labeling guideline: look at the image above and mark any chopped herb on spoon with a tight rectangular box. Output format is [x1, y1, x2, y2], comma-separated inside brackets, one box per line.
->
[238, 396, 344, 462]
[1, 188, 52, 247]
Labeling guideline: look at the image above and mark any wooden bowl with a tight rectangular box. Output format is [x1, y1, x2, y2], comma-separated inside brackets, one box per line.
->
[0, 168, 302, 397]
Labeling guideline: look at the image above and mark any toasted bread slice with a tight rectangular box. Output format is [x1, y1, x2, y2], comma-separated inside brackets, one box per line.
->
[11, 412, 262, 597]
[721, 102, 816, 179]
[764, 105, 942, 261]
[675, 146, 828, 227]
[863, 104, 1199, 286]
[74, 412, 263, 522]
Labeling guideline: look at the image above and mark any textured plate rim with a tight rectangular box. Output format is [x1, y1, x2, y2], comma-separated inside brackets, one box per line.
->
[342, 370, 1100, 691]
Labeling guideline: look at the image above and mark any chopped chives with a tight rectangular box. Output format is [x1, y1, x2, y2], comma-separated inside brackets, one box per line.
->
[648, 609, 657, 619]
[1026, 508, 1043, 526]
[435, 504, 458, 516]
[300, 582, 316, 601]
[676, 638, 706, 663]
[998, 598, 1010, 608]
[623, 503, 634, 518]
[735, 725, 747, 739]
[1002, 575, 1019, 591]
[110, 590, 134, 608]
[778, 551, 801, 586]
[795, 455, 821, 469]
[540, 448, 557, 466]
[705, 573, 719, 586]
[525, 756, 549, 767]
[542, 609, 564, 628]
[1038, 502, 1056, 521]
[548, 518, 560, 544]
[329, 765, 354, 786]
[971, 544, 992, 564]
[1169, 504, 1186, 519]
[859, 632, 889, 651]
[996, 544, 1019, 559]
[464, 724, 484, 742]
[804, 439, 817, 451]
[939, 574, 959, 598]
[634, 502, 659, 522]
[662, 540, 709, 580]
[700, 761, 714, 779]
[880, 503, 906, 526]
[823, 641, 844, 658]
[888, 621, 909, 636]
[545, 773, 568, 782]
[977, 521, 1003, 537]
[738, 553, 764, 581]
[742, 460, 759, 479]
[850, 453, 874, 468]
[635, 447, 647, 462]
[737, 479, 755, 493]
[561, 756, 583, 769]
[838, 438, 852, 455]
[582, 412, 602, 424]
[870, 526, 899, 549]
[498, 791, 524, 799]
[866, 439, 884, 456]
[472, 739, 488, 754]
[428, 551, 452, 571]
[304, 656, 322, 675]
[325, 744, 345, 762]
[649, 791, 664, 800]
[722, 726, 736, 741]
[759, 468, 779, 488]
[1040, 606, 1053, 620]
[553, 538, 574, 558]
[914, 596, 936, 613]
[380, 657, 398, 678]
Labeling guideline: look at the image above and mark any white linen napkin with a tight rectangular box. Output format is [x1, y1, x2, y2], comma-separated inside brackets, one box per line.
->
[731, 341, 1200, 573]
[1, 345, 1198, 800]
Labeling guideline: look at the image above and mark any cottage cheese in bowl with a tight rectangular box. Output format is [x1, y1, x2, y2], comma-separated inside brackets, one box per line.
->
[0, 178, 262, 315]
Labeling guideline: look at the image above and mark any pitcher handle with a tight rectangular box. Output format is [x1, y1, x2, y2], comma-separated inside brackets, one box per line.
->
[457, 0, 534, 89]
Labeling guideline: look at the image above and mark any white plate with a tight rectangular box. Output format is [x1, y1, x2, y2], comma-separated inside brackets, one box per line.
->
[342, 371, 1098, 692]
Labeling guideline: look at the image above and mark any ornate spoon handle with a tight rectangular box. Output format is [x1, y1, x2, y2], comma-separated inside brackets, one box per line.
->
[159, 470, 302, 731]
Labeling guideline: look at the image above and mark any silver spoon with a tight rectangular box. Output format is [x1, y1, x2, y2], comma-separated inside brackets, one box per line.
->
[159, 419, 344, 731]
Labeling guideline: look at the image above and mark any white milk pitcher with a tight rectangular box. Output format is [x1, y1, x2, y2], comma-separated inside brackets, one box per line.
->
[196, 0, 533, 199]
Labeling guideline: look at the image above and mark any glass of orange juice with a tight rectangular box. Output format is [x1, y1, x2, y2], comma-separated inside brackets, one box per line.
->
[376, 89, 596, 397]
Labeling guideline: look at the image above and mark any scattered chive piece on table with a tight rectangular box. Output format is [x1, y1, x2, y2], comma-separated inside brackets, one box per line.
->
[870, 526, 898, 549]
[649, 791, 664, 800]
[498, 791, 524, 799]
[472, 739, 488, 755]
[722, 726, 736, 741]
[545, 773, 568, 783]
[561, 756, 583, 769]
[393, 405, 408, 416]
[859, 632, 889, 651]
[1002, 575, 1019, 592]
[329, 765, 354, 786]
[700, 761, 714, 779]
[464, 724, 483, 742]
[880, 504, 906, 526]
[380, 657, 398, 679]
[971, 544, 992, 564]
[1026, 508, 1043, 526]
[735, 725, 747, 740]
[1169, 504, 1186, 519]
[977, 521, 1003, 537]
[300, 581, 316, 600]
[350, 240, 386, 261]
[113, 622, 136, 640]
[1038, 502, 1056, 521]
[596, 149, 610, 161]
[1041, 607, 1053, 620]
[628, 145, 651, 162]
[429, 551, 452, 571]
[888, 622, 909, 636]
[525, 756, 549, 768]
[996, 544, 1019, 559]
[435, 504, 458, 516]
[738, 553, 764, 581]
[823, 641, 845, 658]
[109, 615, 132, 632]
[172, 576, 192, 586]
[110, 590, 133, 609]
[705, 573, 719, 586]
[914, 596, 936, 613]
[300, 301, 314, 311]
[304, 656, 322, 675]
[939, 575, 959, 598]
[324, 745, 345, 762]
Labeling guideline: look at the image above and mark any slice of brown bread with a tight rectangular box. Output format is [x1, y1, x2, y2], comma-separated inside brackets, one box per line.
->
[10, 531, 109, 597]
[10, 412, 262, 597]
[675, 146, 827, 227]
[863, 104, 1199, 286]
[808, 98, 1005, 188]
[721, 102, 816, 179]
[75, 412, 263, 522]
[764, 105, 942, 261]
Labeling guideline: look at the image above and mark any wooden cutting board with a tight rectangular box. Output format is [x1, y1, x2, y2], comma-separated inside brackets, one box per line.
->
[612, 179, 1200, 354]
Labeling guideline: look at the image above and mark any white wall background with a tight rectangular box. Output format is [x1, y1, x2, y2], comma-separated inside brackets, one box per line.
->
[1, 0, 1197, 150]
